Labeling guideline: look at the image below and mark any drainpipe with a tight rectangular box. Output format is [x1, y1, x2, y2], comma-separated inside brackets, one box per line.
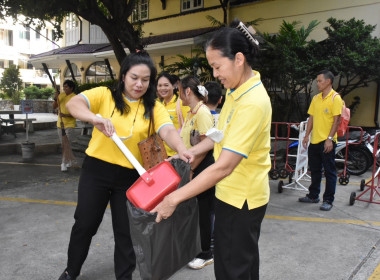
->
[77, 17, 82, 45]
[375, 81, 380, 128]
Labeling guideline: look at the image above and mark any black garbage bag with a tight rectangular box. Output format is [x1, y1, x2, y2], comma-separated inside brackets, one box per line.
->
[127, 159, 201, 280]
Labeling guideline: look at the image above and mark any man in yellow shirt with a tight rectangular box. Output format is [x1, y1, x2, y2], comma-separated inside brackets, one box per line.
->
[53, 80, 77, 171]
[301, 70, 342, 211]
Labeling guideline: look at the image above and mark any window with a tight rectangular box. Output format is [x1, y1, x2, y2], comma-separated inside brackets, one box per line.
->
[132, 0, 149, 22]
[19, 27, 30, 40]
[181, 0, 203, 11]
[64, 63, 82, 83]
[65, 14, 79, 30]
[85, 61, 114, 83]
[35, 28, 40, 39]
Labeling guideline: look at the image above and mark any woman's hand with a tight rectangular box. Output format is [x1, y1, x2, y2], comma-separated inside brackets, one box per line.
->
[150, 193, 179, 223]
[92, 115, 115, 137]
[165, 154, 180, 161]
[177, 149, 194, 164]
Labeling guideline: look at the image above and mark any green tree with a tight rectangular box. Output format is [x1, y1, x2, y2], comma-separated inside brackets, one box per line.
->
[257, 20, 320, 122]
[314, 17, 380, 98]
[0, 0, 143, 65]
[0, 65, 23, 105]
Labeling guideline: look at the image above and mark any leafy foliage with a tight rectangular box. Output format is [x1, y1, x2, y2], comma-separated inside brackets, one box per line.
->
[312, 17, 380, 98]
[76, 79, 116, 93]
[164, 48, 214, 83]
[24, 86, 55, 99]
[0, 0, 142, 65]
[257, 20, 320, 122]
[0, 65, 24, 104]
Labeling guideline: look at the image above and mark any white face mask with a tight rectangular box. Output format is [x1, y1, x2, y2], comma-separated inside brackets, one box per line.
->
[206, 127, 224, 143]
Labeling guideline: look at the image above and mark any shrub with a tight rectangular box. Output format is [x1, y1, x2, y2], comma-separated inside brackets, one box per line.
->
[23, 86, 55, 99]
[24, 86, 40, 99]
[40, 87, 55, 99]
[76, 80, 116, 93]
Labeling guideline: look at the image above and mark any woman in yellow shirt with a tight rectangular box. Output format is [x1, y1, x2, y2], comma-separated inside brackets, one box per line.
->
[52, 79, 77, 171]
[156, 72, 189, 156]
[152, 20, 271, 280]
[58, 51, 191, 280]
[179, 75, 215, 270]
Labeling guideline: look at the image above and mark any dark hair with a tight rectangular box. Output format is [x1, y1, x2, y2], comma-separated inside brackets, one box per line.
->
[318, 69, 334, 85]
[205, 81, 222, 106]
[205, 18, 259, 66]
[180, 75, 207, 103]
[157, 72, 178, 101]
[112, 51, 157, 116]
[63, 80, 76, 91]
[171, 74, 180, 84]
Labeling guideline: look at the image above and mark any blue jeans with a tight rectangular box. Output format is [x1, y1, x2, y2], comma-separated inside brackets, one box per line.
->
[308, 141, 337, 203]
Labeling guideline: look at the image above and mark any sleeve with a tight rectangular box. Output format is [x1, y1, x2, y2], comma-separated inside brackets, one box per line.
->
[332, 95, 343, 116]
[223, 104, 267, 158]
[153, 101, 173, 133]
[307, 96, 316, 116]
[195, 106, 214, 135]
[79, 87, 107, 114]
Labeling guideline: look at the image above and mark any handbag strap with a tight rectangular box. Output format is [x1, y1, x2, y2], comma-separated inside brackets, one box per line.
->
[176, 98, 184, 129]
[148, 109, 156, 136]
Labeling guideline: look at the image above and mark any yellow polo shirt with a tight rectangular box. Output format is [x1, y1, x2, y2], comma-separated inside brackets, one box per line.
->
[80, 87, 173, 169]
[214, 71, 271, 210]
[57, 92, 76, 128]
[180, 101, 213, 149]
[308, 90, 343, 144]
[161, 95, 189, 156]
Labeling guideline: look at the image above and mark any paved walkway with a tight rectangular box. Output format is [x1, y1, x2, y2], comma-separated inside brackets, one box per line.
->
[0, 116, 379, 280]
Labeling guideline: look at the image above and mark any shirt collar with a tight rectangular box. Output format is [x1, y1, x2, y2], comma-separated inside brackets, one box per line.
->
[191, 101, 204, 114]
[318, 89, 335, 100]
[226, 70, 262, 101]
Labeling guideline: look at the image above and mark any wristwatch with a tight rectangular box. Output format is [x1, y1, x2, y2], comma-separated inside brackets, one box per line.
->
[327, 136, 333, 141]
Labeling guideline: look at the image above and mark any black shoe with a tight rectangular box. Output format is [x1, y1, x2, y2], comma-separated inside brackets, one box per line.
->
[320, 201, 333, 211]
[298, 196, 320, 203]
[58, 271, 76, 280]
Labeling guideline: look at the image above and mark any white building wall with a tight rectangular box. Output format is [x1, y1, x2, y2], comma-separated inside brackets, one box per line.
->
[0, 16, 61, 87]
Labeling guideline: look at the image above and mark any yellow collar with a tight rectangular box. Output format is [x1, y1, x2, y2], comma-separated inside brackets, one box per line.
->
[227, 70, 262, 101]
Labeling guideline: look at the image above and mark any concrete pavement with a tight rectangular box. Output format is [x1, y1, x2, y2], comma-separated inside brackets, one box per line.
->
[0, 117, 379, 280]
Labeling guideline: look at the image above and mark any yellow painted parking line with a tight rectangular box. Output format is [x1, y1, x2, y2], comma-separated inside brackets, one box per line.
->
[369, 263, 380, 280]
[0, 197, 77, 206]
[265, 215, 380, 226]
[1, 197, 379, 226]
[0, 197, 110, 208]
[0, 161, 59, 167]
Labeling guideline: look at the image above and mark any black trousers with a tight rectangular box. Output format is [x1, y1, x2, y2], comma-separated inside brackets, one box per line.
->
[65, 156, 139, 280]
[214, 199, 267, 280]
[193, 150, 215, 258]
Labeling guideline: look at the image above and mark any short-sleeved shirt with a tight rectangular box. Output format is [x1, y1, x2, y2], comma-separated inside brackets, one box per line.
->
[214, 71, 271, 210]
[210, 110, 220, 127]
[57, 92, 76, 128]
[308, 89, 343, 144]
[180, 101, 213, 149]
[80, 87, 173, 169]
[160, 95, 189, 156]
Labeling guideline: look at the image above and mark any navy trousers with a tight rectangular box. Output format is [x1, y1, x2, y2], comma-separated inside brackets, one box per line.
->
[307, 141, 337, 203]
